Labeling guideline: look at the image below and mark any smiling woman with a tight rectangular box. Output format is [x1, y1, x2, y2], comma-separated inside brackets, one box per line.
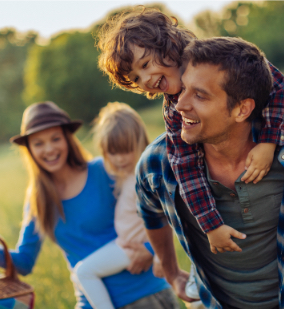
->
[0, 100, 173, 309]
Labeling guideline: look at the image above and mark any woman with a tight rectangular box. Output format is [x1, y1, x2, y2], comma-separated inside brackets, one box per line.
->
[0, 101, 178, 309]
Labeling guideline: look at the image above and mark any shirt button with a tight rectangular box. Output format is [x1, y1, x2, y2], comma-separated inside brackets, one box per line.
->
[243, 208, 249, 213]
[281, 136, 284, 141]
[282, 155, 284, 160]
[169, 192, 172, 195]
[230, 193, 236, 197]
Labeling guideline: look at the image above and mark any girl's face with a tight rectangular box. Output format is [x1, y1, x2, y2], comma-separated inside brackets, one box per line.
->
[28, 126, 69, 174]
[128, 45, 184, 95]
[106, 151, 136, 175]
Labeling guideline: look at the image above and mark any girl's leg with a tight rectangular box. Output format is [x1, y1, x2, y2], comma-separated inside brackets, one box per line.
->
[74, 240, 130, 309]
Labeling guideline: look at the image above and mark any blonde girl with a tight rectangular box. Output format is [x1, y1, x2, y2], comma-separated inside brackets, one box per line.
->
[73, 102, 178, 309]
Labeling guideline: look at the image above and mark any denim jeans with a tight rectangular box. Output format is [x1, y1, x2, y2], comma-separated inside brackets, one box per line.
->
[119, 288, 180, 309]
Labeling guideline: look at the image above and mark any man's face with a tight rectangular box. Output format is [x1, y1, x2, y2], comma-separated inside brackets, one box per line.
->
[176, 62, 236, 145]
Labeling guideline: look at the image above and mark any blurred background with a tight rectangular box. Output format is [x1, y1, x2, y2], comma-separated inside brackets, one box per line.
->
[0, 1, 283, 308]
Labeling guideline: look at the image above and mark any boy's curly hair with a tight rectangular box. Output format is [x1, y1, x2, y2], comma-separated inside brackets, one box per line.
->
[97, 6, 196, 98]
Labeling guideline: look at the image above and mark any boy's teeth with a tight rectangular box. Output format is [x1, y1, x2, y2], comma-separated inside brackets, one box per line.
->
[153, 77, 162, 88]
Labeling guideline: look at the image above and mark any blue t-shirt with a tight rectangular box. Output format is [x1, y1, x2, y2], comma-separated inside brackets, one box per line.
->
[0, 158, 169, 308]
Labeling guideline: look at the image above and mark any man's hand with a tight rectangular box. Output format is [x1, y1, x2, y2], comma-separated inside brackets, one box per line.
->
[206, 224, 246, 254]
[241, 143, 276, 184]
[122, 242, 153, 274]
[169, 269, 197, 303]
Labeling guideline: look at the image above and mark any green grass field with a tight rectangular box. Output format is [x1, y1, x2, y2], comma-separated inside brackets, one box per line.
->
[0, 102, 190, 309]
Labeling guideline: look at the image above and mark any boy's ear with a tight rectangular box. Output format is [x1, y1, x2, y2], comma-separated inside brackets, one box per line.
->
[234, 98, 255, 122]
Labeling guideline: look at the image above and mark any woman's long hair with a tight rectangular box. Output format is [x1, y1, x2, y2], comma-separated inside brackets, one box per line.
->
[21, 127, 92, 241]
[93, 102, 149, 196]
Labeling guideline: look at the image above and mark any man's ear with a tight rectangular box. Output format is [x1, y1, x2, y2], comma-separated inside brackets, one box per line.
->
[234, 98, 255, 123]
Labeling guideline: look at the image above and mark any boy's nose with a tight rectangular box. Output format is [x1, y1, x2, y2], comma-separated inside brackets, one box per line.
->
[140, 72, 151, 87]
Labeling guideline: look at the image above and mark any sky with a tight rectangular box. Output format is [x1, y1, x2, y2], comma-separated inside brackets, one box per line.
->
[0, 0, 236, 39]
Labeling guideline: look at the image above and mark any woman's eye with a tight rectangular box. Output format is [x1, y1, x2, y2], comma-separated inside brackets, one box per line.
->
[34, 142, 43, 147]
[134, 76, 139, 83]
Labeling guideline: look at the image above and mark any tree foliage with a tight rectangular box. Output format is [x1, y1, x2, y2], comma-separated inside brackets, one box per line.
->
[23, 27, 161, 126]
[193, 1, 284, 70]
[0, 29, 36, 141]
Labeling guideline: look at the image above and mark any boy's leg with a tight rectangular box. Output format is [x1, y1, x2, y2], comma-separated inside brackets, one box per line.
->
[74, 240, 130, 309]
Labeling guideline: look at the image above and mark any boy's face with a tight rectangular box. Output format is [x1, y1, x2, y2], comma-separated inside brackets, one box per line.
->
[128, 44, 183, 95]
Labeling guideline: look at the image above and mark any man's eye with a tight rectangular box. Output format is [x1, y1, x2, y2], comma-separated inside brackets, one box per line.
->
[195, 93, 204, 100]
[142, 61, 148, 68]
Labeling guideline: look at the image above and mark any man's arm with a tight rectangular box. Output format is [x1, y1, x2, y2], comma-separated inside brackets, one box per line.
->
[146, 224, 195, 302]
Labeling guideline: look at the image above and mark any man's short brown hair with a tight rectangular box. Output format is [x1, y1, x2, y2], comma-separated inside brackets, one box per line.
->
[97, 6, 196, 98]
[182, 37, 273, 121]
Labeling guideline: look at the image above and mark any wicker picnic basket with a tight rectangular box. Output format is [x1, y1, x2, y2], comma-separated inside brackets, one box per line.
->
[0, 237, 34, 299]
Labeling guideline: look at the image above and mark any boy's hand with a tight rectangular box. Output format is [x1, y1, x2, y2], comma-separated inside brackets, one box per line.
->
[241, 143, 276, 184]
[207, 225, 246, 254]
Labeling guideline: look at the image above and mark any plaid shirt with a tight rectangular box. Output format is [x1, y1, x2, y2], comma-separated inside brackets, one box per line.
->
[163, 63, 284, 233]
[135, 132, 284, 308]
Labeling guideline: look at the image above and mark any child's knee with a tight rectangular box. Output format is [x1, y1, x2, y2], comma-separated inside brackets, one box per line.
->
[74, 261, 90, 280]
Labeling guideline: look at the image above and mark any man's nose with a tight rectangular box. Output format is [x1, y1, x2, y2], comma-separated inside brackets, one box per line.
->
[176, 94, 191, 113]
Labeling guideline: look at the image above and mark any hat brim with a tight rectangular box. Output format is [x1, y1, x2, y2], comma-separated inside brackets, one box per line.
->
[10, 120, 83, 146]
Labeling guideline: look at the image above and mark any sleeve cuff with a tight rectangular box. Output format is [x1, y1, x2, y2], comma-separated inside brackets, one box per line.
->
[258, 127, 284, 146]
[196, 209, 224, 234]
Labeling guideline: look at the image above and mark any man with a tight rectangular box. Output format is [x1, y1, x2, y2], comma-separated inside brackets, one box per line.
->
[136, 37, 284, 308]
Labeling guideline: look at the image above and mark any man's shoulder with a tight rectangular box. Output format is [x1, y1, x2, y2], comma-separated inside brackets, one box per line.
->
[137, 132, 169, 176]
[144, 132, 167, 155]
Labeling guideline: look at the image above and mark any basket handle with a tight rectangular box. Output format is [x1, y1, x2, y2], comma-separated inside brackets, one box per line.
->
[0, 237, 18, 280]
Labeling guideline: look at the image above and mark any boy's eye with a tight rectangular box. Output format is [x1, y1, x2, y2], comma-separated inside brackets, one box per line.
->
[142, 61, 148, 69]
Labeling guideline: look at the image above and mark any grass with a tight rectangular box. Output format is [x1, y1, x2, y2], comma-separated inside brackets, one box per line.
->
[0, 102, 190, 309]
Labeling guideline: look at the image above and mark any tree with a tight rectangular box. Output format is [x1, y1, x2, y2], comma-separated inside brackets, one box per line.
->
[0, 29, 36, 141]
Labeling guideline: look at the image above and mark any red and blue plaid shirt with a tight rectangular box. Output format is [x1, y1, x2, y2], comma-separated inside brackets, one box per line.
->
[163, 62, 284, 233]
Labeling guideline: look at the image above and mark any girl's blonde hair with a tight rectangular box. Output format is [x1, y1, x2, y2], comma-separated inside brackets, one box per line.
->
[93, 102, 149, 194]
[21, 128, 92, 241]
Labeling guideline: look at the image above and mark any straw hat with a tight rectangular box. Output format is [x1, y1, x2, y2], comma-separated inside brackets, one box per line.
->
[10, 101, 82, 146]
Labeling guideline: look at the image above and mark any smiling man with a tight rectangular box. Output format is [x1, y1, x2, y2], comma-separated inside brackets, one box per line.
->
[136, 37, 284, 308]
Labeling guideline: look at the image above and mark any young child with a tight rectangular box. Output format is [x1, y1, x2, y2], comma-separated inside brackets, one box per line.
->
[97, 5, 284, 299]
[73, 102, 168, 309]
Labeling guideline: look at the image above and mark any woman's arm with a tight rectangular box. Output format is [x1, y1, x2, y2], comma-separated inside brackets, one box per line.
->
[0, 214, 42, 276]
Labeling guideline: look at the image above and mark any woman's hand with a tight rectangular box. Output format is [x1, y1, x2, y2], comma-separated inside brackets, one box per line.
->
[122, 242, 153, 275]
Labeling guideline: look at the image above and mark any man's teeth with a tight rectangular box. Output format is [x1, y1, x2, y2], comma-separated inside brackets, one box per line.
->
[183, 117, 200, 125]
[153, 77, 162, 88]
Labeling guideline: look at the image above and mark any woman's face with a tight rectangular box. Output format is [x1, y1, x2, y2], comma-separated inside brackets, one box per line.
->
[28, 126, 69, 174]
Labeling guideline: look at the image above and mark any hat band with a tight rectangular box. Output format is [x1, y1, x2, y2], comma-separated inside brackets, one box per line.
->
[24, 113, 70, 133]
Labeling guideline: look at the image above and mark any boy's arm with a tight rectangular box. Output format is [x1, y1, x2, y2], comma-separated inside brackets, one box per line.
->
[241, 63, 284, 184]
[258, 63, 284, 145]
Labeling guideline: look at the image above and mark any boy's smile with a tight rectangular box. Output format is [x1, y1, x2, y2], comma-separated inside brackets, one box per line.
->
[128, 45, 183, 95]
